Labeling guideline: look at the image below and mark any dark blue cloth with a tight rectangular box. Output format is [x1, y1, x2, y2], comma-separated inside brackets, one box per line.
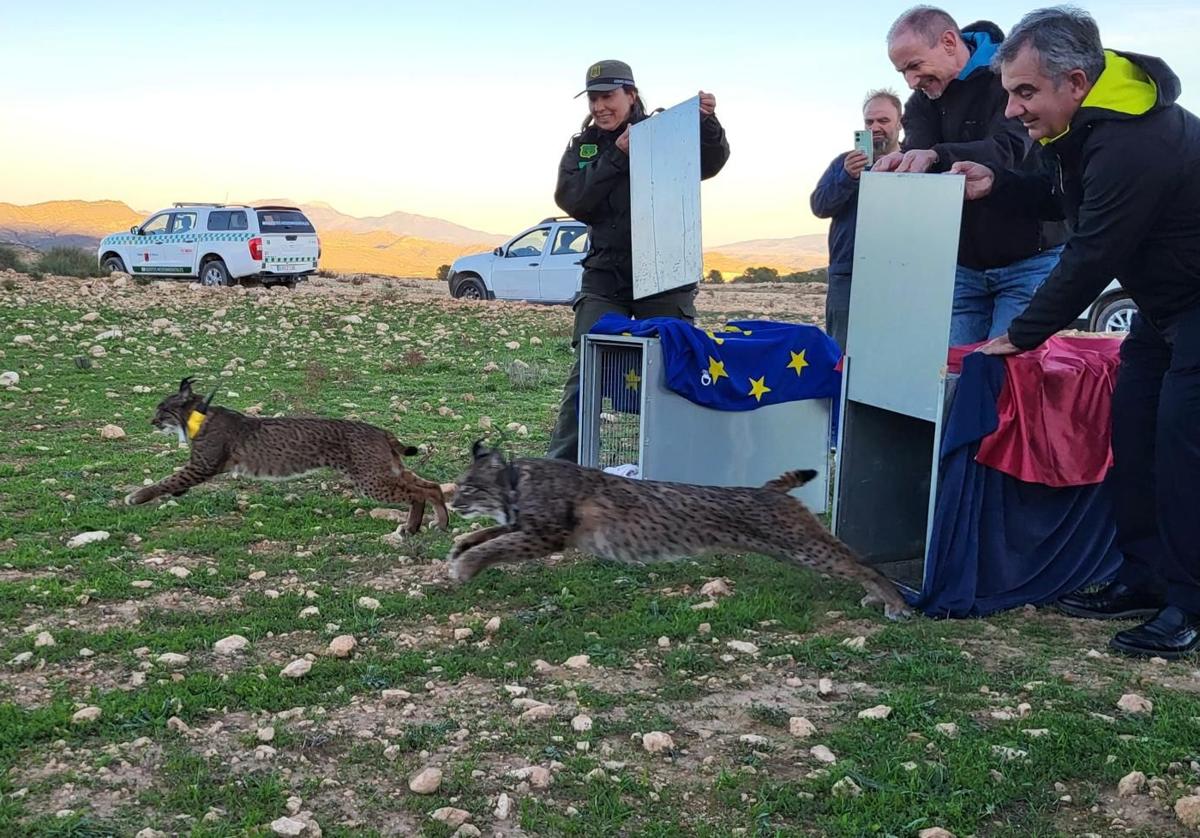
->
[590, 314, 841, 412]
[810, 154, 859, 275]
[914, 352, 1122, 617]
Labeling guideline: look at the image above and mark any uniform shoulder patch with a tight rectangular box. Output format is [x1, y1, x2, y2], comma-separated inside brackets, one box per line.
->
[579, 143, 598, 159]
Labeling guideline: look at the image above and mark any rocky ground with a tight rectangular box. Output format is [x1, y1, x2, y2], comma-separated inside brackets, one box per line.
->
[0, 269, 1198, 837]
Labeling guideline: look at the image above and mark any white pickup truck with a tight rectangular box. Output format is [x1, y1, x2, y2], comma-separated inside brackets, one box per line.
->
[97, 203, 320, 287]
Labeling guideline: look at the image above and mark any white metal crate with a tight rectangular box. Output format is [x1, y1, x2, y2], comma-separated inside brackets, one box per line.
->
[578, 333, 832, 513]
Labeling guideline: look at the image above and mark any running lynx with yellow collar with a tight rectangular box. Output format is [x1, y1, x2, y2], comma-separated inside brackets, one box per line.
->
[125, 378, 447, 535]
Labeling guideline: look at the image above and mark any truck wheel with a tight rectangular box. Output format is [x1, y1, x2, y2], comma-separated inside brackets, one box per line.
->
[454, 276, 486, 300]
[101, 256, 126, 274]
[200, 259, 235, 287]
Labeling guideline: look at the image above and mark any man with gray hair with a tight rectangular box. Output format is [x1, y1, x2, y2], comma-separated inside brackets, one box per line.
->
[958, 6, 1200, 658]
[877, 6, 1066, 346]
[810, 89, 903, 350]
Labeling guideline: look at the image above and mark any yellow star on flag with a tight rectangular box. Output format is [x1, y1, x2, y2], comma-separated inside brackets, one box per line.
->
[748, 376, 771, 402]
[624, 368, 641, 390]
[787, 349, 810, 376]
[704, 329, 726, 345]
[708, 356, 728, 383]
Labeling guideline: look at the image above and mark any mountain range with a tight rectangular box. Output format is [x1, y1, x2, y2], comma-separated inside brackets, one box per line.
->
[0, 200, 828, 278]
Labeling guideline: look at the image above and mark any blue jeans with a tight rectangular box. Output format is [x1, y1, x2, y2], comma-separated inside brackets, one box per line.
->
[949, 246, 1064, 346]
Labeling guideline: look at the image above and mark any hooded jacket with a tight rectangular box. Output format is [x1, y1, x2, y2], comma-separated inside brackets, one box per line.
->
[555, 109, 730, 298]
[992, 51, 1200, 349]
[900, 21, 1067, 269]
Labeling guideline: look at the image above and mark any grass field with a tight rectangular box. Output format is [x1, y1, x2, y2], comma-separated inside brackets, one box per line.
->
[0, 271, 1198, 837]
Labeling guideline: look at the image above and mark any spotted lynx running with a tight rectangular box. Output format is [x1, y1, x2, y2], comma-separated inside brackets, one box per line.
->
[446, 442, 913, 620]
[125, 378, 448, 535]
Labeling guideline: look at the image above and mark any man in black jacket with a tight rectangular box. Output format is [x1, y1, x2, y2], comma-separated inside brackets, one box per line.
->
[877, 7, 1065, 346]
[546, 60, 730, 462]
[958, 7, 1200, 658]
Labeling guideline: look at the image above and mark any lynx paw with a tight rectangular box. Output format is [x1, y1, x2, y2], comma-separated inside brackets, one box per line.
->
[861, 593, 915, 621]
[125, 488, 152, 506]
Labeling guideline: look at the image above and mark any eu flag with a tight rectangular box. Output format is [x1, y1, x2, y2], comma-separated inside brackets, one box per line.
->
[589, 314, 841, 412]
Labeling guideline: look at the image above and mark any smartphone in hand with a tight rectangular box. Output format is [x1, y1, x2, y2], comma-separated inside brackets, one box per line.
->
[854, 130, 875, 166]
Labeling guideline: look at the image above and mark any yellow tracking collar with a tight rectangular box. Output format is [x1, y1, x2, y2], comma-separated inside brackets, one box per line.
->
[186, 410, 207, 439]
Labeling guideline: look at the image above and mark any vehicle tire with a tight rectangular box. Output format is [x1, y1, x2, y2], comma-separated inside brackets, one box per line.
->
[101, 256, 126, 274]
[453, 276, 486, 300]
[199, 259, 235, 288]
[1088, 294, 1137, 333]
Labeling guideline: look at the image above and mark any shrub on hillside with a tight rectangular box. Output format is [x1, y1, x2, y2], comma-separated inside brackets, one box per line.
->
[36, 247, 108, 279]
[0, 244, 24, 272]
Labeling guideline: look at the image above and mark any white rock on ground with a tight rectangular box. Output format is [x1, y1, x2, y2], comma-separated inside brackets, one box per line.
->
[563, 654, 590, 669]
[1117, 771, 1146, 797]
[67, 530, 110, 549]
[571, 714, 593, 733]
[431, 807, 471, 828]
[71, 706, 102, 724]
[280, 659, 312, 679]
[520, 704, 556, 723]
[857, 704, 893, 720]
[507, 766, 553, 788]
[34, 631, 56, 648]
[213, 635, 250, 655]
[157, 653, 190, 668]
[357, 596, 381, 611]
[1176, 795, 1200, 829]
[257, 727, 276, 743]
[726, 640, 759, 655]
[642, 732, 675, 754]
[493, 793, 512, 820]
[327, 635, 357, 658]
[810, 745, 837, 764]
[789, 717, 817, 738]
[0, 371, 19, 387]
[832, 777, 862, 798]
[484, 616, 501, 634]
[700, 578, 733, 597]
[918, 829, 957, 838]
[269, 816, 307, 836]
[1117, 693, 1153, 715]
[408, 767, 442, 794]
[100, 424, 126, 440]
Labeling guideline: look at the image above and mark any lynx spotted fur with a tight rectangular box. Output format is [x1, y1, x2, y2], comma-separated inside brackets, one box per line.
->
[125, 378, 447, 535]
[446, 442, 912, 620]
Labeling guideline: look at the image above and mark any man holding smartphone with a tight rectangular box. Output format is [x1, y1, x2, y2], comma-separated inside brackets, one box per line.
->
[810, 89, 902, 350]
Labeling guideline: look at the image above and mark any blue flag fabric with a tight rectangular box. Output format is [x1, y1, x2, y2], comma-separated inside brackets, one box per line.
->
[589, 314, 841, 412]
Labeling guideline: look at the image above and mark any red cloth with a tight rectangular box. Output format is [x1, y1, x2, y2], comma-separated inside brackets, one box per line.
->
[947, 336, 1123, 488]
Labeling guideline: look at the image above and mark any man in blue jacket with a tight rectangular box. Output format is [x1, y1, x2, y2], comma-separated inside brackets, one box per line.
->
[810, 89, 902, 351]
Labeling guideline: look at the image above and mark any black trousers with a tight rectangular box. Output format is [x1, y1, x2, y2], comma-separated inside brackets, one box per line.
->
[1111, 306, 1200, 613]
[546, 269, 697, 462]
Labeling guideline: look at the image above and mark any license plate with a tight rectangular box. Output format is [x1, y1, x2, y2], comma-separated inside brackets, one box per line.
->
[271, 261, 308, 273]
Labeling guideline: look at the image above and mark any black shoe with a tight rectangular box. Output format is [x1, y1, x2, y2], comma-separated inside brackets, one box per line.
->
[1109, 606, 1200, 660]
[1055, 581, 1163, 620]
